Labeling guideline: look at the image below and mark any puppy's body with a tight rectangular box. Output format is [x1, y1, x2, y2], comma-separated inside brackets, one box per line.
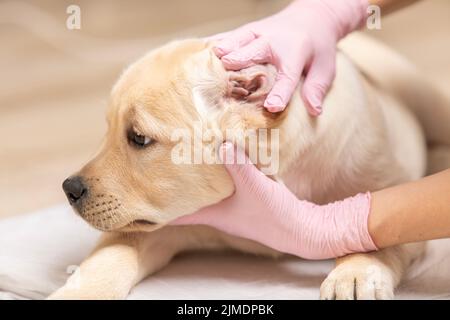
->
[51, 33, 448, 299]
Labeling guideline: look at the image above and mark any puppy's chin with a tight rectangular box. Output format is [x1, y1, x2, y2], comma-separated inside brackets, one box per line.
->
[82, 217, 163, 233]
[114, 219, 164, 233]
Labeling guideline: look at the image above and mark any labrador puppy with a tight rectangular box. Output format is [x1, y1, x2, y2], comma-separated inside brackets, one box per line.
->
[50, 33, 449, 299]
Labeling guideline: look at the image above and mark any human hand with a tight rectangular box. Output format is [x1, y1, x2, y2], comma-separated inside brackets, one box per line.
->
[171, 142, 377, 259]
[212, 0, 369, 114]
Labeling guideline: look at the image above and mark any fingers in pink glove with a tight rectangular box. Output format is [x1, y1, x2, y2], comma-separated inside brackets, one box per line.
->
[169, 142, 241, 226]
[211, 0, 369, 116]
[264, 45, 310, 113]
[264, 72, 300, 113]
[221, 37, 273, 70]
[170, 142, 264, 226]
[213, 29, 256, 58]
[214, 34, 325, 115]
[301, 54, 337, 116]
[220, 142, 268, 189]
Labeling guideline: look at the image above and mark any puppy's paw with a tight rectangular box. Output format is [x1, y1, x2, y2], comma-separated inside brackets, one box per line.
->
[47, 286, 127, 300]
[47, 275, 129, 300]
[320, 259, 395, 300]
[47, 288, 82, 300]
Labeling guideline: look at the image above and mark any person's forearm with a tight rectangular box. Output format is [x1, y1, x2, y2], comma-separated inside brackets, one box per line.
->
[369, 0, 422, 15]
[369, 169, 450, 248]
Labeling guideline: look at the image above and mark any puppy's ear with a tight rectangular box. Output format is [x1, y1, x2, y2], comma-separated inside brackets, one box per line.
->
[226, 65, 277, 108]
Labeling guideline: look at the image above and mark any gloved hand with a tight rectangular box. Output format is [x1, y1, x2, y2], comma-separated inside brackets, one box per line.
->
[171, 143, 378, 259]
[212, 0, 369, 114]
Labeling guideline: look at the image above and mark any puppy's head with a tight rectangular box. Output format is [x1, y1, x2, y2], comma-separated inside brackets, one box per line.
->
[62, 39, 281, 232]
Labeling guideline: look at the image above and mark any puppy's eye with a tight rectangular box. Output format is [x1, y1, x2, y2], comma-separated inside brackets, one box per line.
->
[127, 130, 154, 148]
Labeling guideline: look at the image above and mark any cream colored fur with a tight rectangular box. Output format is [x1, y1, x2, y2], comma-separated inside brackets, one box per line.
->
[49, 33, 449, 300]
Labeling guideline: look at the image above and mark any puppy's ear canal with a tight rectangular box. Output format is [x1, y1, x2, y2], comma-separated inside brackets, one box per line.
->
[226, 66, 275, 107]
[228, 72, 266, 100]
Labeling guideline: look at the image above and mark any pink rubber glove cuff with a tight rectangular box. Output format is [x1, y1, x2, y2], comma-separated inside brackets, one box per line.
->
[297, 192, 378, 259]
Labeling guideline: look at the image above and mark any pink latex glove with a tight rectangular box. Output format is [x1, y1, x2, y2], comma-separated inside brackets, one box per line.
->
[171, 143, 378, 259]
[213, 0, 369, 114]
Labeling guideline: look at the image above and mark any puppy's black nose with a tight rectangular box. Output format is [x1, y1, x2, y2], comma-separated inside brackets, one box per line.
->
[62, 176, 87, 205]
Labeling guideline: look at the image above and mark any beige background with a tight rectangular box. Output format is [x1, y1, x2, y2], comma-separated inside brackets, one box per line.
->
[1, 0, 449, 218]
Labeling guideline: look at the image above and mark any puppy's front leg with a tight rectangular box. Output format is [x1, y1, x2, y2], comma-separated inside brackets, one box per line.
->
[48, 225, 231, 300]
[49, 232, 151, 300]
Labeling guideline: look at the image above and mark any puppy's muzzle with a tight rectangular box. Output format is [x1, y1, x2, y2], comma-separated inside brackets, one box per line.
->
[62, 176, 87, 209]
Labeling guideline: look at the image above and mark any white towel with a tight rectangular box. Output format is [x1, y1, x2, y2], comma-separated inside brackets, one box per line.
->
[1, 205, 449, 300]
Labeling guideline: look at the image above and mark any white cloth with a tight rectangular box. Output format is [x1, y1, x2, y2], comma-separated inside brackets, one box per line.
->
[0, 205, 449, 300]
